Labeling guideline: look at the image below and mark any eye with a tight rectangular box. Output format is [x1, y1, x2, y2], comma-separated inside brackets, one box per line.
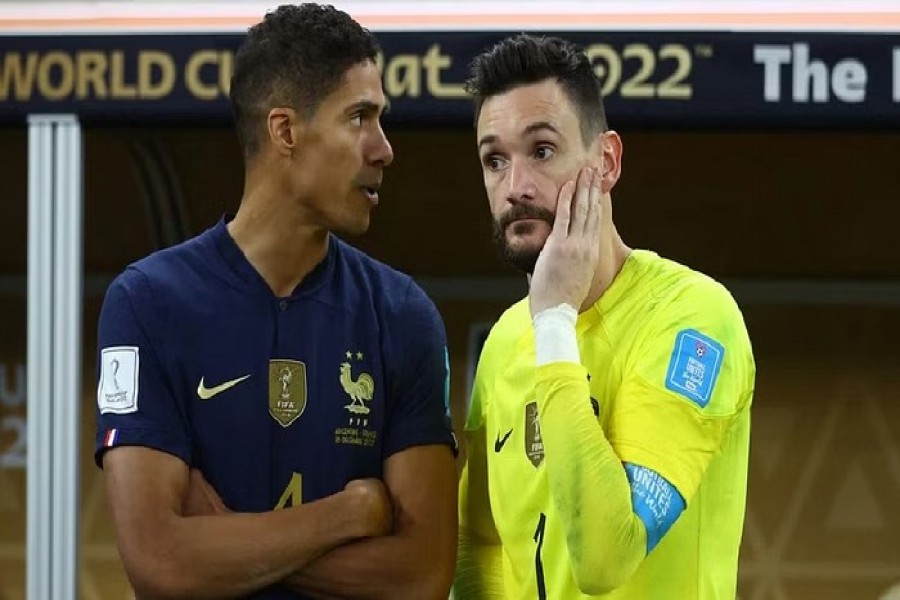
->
[483, 155, 505, 171]
[350, 113, 363, 127]
[534, 144, 555, 160]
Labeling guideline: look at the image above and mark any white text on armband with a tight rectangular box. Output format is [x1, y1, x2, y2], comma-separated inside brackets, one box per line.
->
[624, 462, 686, 554]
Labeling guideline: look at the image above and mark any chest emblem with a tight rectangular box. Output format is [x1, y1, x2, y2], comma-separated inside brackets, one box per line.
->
[334, 351, 378, 447]
[525, 401, 545, 467]
[340, 355, 374, 416]
[268, 359, 307, 427]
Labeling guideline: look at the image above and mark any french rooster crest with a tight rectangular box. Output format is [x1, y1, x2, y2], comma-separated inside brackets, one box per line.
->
[340, 362, 374, 414]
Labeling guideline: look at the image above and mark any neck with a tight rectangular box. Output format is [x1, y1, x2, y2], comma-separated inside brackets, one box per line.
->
[228, 172, 328, 297]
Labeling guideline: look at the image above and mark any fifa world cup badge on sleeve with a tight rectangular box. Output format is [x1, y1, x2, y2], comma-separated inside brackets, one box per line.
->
[98, 346, 139, 415]
[665, 329, 724, 408]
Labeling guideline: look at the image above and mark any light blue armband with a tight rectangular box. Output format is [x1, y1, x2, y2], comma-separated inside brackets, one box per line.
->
[624, 462, 686, 554]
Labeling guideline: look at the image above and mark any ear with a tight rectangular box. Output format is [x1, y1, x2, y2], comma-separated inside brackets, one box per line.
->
[595, 130, 623, 194]
[266, 107, 301, 157]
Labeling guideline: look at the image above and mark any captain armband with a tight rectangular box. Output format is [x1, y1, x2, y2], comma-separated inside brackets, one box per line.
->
[624, 463, 686, 554]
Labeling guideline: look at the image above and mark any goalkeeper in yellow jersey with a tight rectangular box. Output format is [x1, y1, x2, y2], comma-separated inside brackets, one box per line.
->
[455, 34, 756, 600]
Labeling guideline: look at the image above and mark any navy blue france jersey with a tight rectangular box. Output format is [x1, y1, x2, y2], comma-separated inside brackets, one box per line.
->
[95, 217, 455, 599]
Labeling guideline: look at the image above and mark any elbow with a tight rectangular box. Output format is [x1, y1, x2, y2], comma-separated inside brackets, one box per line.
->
[391, 572, 453, 600]
[570, 549, 641, 596]
[424, 563, 456, 600]
[565, 510, 649, 595]
[129, 581, 189, 600]
[571, 563, 630, 596]
[122, 549, 204, 600]
[572, 569, 626, 597]
[128, 574, 187, 600]
[388, 550, 455, 600]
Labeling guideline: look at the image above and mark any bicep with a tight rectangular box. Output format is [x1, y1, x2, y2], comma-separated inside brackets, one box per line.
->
[95, 274, 192, 467]
[384, 284, 456, 457]
[610, 376, 734, 504]
[383, 444, 457, 547]
[103, 446, 189, 567]
[612, 302, 754, 503]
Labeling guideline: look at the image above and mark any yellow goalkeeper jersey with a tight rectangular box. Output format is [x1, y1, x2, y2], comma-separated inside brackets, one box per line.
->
[456, 249, 755, 599]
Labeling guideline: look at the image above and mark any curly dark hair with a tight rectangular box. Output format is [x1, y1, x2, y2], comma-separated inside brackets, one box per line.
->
[465, 34, 608, 145]
[229, 3, 380, 159]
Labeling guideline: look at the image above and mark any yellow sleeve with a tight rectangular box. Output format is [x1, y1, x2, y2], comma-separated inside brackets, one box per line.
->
[609, 281, 755, 503]
[536, 362, 648, 596]
[534, 281, 754, 595]
[454, 357, 504, 599]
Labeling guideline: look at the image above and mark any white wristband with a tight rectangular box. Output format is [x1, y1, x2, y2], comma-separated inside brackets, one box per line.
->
[533, 303, 580, 366]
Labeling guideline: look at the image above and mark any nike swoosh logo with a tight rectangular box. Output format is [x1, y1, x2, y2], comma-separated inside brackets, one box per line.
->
[494, 428, 513, 453]
[197, 375, 251, 400]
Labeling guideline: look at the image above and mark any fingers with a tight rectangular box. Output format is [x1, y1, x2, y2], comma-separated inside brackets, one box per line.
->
[571, 166, 592, 236]
[554, 165, 602, 239]
[585, 167, 602, 239]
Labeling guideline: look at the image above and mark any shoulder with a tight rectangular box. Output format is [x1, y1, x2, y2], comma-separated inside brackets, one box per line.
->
[106, 228, 219, 314]
[633, 251, 746, 328]
[333, 237, 434, 317]
[333, 238, 411, 286]
[134, 228, 215, 284]
[478, 298, 531, 369]
[618, 253, 755, 416]
[632, 253, 755, 391]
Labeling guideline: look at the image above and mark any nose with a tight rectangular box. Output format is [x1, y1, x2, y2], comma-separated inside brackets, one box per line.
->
[367, 124, 394, 168]
[506, 157, 537, 204]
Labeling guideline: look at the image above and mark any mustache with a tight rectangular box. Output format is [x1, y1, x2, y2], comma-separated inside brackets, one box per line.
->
[495, 204, 556, 231]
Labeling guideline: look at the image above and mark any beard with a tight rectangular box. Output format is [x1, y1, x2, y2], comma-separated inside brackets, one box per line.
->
[491, 204, 556, 274]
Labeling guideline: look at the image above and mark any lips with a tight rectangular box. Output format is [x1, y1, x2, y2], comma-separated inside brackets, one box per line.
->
[359, 185, 379, 205]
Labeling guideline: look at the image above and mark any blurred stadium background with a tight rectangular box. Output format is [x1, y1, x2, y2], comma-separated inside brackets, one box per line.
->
[1, 1, 899, 598]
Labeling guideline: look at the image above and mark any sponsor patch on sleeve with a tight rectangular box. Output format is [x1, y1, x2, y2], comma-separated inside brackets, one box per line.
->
[98, 346, 139, 415]
[664, 329, 724, 408]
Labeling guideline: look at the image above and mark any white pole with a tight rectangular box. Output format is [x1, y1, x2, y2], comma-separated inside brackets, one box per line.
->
[27, 115, 54, 600]
[27, 114, 84, 600]
[52, 116, 83, 600]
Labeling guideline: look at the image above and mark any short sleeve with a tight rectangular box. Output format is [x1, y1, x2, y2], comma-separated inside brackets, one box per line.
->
[609, 281, 755, 503]
[94, 269, 192, 468]
[382, 281, 456, 458]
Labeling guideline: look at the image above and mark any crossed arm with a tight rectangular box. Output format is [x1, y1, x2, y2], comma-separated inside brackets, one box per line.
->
[285, 445, 458, 599]
[104, 443, 457, 600]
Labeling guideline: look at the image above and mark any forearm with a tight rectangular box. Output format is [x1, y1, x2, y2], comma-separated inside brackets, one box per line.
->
[283, 528, 451, 599]
[125, 495, 360, 599]
[536, 362, 647, 594]
[284, 446, 457, 600]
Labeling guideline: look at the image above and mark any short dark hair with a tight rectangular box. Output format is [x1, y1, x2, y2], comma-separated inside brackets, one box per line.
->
[465, 34, 608, 145]
[230, 3, 380, 160]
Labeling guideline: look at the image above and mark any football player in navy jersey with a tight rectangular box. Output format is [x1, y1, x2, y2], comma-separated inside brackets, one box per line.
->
[94, 4, 457, 599]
